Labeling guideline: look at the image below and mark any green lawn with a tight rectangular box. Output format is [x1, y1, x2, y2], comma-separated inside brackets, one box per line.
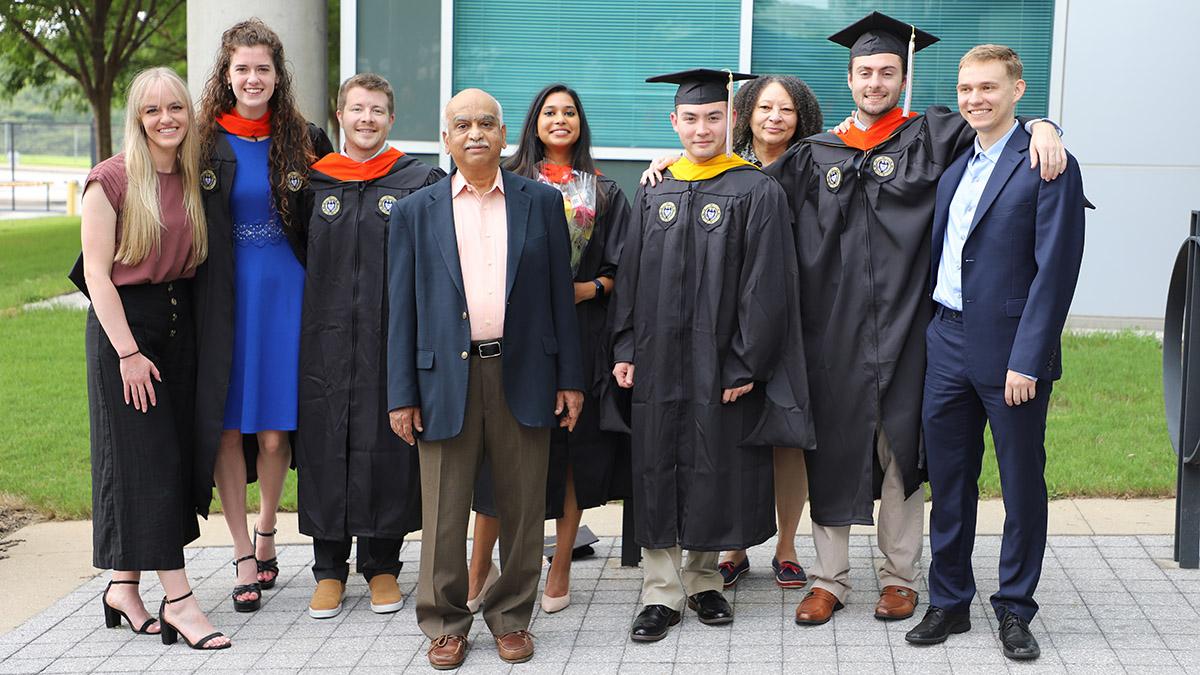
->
[978, 331, 1175, 498]
[0, 307, 296, 519]
[0, 217, 81, 311]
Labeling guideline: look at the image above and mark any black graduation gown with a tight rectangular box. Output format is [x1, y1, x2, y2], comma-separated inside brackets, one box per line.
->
[611, 164, 815, 551]
[295, 153, 445, 541]
[192, 124, 334, 516]
[766, 106, 976, 527]
[472, 176, 633, 518]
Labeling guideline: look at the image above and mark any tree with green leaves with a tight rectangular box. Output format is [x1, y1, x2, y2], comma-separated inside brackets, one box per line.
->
[0, 1, 186, 162]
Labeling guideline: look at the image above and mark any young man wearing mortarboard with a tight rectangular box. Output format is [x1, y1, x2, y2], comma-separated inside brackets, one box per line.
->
[611, 69, 815, 643]
[764, 12, 1069, 626]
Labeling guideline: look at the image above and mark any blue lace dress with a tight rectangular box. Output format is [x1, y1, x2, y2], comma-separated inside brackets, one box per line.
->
[221, 135, 303, 432]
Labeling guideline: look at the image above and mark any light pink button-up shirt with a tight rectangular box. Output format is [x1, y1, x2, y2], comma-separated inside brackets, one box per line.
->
[451, 169, 508, 341]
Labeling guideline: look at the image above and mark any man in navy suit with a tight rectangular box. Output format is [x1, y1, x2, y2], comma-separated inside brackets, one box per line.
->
[386, 88, 584, 669]
[904, 45, 1086, 661]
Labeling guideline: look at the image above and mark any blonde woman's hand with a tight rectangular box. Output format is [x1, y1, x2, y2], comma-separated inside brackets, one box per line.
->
[639, 154, 682, 187]
[120, 352, 161, 413]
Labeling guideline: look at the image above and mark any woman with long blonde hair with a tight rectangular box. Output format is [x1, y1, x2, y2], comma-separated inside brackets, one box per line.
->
[81, 66, 228, 649]
[191, 18, 333, 612]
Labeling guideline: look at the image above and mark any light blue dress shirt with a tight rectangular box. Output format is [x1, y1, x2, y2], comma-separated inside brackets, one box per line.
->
[932, 120, 1019, 312]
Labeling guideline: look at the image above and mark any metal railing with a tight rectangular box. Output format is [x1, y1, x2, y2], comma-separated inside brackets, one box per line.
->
[1163, 209, 1200, 569]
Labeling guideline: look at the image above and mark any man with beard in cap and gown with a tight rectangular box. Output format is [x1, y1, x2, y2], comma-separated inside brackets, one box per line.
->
[613, 68, 815, 643]
[295, 73, 444, 619]
[765, 12, 1068, 626]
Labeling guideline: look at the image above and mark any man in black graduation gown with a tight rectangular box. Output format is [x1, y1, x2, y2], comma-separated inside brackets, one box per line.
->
[295, 73, 444, 619]
[613, 69, 814, 642]
[765, 12, 1068, 626]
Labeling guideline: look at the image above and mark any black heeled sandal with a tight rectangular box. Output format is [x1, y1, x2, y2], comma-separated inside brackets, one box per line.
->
[101, 579, 158, 634]
[232, 553, 262, 612]
[253, 525, 279, 590]
[158, 591, 231, 650]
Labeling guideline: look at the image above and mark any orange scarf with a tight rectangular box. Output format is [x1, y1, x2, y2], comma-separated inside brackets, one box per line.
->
[216, 109, 272, 137]
[835, 107, 918, 151]
[311, 147, 404, 182]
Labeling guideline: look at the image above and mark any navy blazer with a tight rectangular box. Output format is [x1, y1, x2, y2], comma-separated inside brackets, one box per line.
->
[386, 169, 584, 442]
[930, 125, 1087, 385]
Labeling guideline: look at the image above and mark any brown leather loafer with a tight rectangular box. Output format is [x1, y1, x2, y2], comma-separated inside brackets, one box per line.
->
[495, 629, 535, 664]
[875, 585, 919, 620]
[427, 634, 468, 670]
[795, 588, 844, 625]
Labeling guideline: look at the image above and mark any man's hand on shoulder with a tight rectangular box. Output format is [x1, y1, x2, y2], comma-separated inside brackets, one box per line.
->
[556, 390, 583, 431]
[1028, 121, 1066, 182]
[389, 406, 423, 445]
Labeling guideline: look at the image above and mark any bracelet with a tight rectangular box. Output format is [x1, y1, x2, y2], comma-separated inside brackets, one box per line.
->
[118, 349, 140, 360]
[593, 279, 605, 299]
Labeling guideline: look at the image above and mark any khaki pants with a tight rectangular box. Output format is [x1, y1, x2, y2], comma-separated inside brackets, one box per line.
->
[640, 546, 722, 611]
[414, 355, 550, 638]
[809, 432, 924, 602]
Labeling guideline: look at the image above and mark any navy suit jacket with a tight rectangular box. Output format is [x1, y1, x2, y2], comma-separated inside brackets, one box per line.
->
[930, 125, 1087, 386]
[386, 169, 584, 441]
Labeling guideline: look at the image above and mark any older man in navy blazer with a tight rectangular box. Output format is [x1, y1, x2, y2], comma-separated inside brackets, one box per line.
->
[904, 46, 1086, 661]
[386, 88, 583, 669]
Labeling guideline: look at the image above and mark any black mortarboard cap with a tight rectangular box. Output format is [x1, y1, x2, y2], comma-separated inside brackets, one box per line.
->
[828, 11, 938, 60]
[645, 68, 757, 106]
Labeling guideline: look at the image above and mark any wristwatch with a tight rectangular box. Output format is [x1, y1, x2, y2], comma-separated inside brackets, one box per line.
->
[592, 279, 604, 299]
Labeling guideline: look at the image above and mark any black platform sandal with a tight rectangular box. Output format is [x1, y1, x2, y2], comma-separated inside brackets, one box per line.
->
[101, 579, 158, 634]
[158, 592, 231, 650]
[253, 525, 279, 590]
[231, 553, 262, 612]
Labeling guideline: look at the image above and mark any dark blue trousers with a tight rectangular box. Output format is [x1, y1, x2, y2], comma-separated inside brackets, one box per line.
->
[923, 309, 1051, 622]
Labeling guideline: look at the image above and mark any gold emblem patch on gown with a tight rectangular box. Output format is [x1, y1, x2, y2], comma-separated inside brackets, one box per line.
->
[200, 169, 217, 191]
[287, 171, 304, 192]
[321, 195, 340, 217]
[826, 166, 842, 190]
[872, 155, 896, 177]
[378, 194, 397, 216]
[659, 201, 677, 223]
[700, 202, 722, 225]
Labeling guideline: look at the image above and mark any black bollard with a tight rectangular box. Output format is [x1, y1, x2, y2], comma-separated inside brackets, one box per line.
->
[1163, 210, 1200, 569]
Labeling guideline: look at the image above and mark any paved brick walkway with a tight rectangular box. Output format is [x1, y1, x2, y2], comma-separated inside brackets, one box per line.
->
[1, 534, 1198, 674]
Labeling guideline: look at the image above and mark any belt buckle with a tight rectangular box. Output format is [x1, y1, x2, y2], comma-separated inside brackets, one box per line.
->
[477, 340, 502, 359]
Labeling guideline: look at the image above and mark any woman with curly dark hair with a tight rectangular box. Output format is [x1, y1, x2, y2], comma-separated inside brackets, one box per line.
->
[641, 73, 822, 591]
[730, 75, 823, 167]
[465, 83, 631, 615]
[192, 18, 333, 613]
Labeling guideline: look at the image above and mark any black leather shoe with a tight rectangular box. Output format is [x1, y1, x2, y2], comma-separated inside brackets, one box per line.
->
[999, 611, 1040, 660]
[904, 606, 971, 645]
[631, 605, 681, 642]
[687, 590, 734, 625]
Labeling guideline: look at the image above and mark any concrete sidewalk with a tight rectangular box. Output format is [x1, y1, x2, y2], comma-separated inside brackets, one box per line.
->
[1, 535, 1197, 674]
[0, 499, 1181, 632]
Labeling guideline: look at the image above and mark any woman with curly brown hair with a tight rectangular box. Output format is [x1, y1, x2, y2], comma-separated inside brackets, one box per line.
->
[641, 74, 823, 591]
[192, 18, 333, 612]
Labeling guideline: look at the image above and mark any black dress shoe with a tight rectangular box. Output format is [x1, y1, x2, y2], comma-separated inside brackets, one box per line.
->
[999, 611, 1040, 660]
[904, 607, 971, 645]
[687, 590, 734, 625]
[631, 605, 681, 642]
